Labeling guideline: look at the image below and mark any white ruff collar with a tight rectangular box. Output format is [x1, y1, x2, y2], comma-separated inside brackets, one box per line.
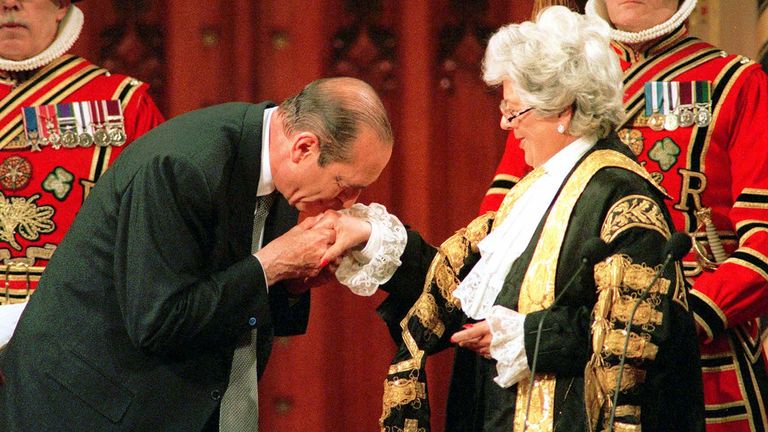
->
[585, 0, 697, 45]
[0, 5, 84, 72]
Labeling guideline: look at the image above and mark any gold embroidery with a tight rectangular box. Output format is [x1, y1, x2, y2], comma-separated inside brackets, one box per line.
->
[464, 212, 493, 251]
[604, 329, 659, 360]
[611, 295, 664, 327]
[596, 365, 647, 393]
[388, 360, 421, 375]
[434, 257, 460, 309]
[403, 419, 422, 432]
[513, 150, 663, 432]
[601, 195, 671, 244]
[594, 256, 670, 296]
[0, 193, 56, 251]
[440, 232, 467, 272]
[611, 421, 642, 432]
[381, 377, 426, 424]
[411, 293, 444, 338]
[613, 405, 642, 419]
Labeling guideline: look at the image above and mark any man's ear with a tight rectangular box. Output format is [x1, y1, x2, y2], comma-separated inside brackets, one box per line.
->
[56, 1, 71, 22]
[289, 132, 321, 163]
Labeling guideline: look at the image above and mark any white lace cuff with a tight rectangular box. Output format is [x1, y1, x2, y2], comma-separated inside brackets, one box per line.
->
[488, 305, 530, 388]
[335, 203, 407, 296]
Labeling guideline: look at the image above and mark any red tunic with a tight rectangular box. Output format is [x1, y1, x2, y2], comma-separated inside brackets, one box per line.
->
[479, 27, 768, 432]
[0, 55, 164, 301]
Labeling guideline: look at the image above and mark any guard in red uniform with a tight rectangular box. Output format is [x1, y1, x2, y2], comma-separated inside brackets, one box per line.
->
[480, 1, 768, 430]
[0, 1, 163, 321]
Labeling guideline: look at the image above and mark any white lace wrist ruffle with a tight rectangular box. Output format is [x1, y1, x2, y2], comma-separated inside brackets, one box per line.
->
[488, 305, 530, 388]
[335, 203, 407, 296]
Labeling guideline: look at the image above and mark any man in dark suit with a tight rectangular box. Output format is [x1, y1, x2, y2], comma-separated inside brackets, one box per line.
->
[0, 77, 393, 431]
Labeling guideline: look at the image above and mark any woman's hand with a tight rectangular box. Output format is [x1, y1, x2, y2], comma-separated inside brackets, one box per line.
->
[450, 321, 493, 358]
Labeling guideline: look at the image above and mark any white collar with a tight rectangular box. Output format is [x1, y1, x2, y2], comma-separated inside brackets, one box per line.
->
[540, 135, 597, 180]
[585, 0, 697, 45]
[258, 107, 277, 197]
[0, 5, 84, 72]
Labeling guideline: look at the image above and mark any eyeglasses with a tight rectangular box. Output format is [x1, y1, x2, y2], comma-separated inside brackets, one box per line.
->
[499, 101, 535, 123]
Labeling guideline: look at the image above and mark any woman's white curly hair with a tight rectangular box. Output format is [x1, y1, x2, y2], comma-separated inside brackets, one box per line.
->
[483, 6, 625, 139]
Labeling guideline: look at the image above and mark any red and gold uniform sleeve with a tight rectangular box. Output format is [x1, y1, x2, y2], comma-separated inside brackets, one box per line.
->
[688, 65, 768, 341]
[121, 80, 164, 143]
[477, 133, 531, 215]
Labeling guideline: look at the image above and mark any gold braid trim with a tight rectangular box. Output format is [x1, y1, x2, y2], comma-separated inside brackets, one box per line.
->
[611, 295, 664, 328]
[411, 293, 444, 338]
[381, 377, 426, 425]
[382, 419, 426, 432]
[594, 255, 670, 296]
[604, 329, 659, 360]
[613, 405, 642, 420]
[596, 365, 647, 393]
[600, 195, 671, 244]
[609, 421, 642, 432]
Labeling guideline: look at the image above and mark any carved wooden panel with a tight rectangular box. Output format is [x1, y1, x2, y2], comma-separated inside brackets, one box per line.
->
[329, 0, 398, 93]
[72, 0, 167, 113]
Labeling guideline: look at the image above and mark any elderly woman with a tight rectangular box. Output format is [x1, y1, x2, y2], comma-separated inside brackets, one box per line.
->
[315, 6, 703, 432]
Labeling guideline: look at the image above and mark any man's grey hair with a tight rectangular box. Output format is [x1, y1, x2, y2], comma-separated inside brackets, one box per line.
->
[483, 6, 625, 138]
[278, 77, 393, 166]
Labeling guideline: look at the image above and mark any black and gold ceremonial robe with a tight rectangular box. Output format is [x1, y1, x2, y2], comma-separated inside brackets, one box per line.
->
[378, 136, 704, 432]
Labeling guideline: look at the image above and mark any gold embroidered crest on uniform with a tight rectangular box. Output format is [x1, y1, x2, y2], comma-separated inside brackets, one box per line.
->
[42, 167, 74, 201]
[21, 100, 126, 151]
[0, 155, 32, 190]
[618, 128, 644, 155]
[0, 192, 55, 250]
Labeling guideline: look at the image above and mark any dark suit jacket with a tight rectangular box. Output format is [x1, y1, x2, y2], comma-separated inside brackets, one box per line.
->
[0, 102, 308, 431]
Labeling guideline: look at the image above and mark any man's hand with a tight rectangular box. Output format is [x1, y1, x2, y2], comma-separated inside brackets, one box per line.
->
[255, 216, 336, 285]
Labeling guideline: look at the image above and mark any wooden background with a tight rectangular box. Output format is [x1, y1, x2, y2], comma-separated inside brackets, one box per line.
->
[68, 1, 762, 430]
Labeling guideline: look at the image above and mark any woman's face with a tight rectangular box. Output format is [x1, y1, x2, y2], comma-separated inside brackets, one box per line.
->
[605, 0, 680, 33]
[500, 80, 568, 168]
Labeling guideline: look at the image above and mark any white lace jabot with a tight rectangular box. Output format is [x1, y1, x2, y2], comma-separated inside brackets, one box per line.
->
[453, 136, 596, 320]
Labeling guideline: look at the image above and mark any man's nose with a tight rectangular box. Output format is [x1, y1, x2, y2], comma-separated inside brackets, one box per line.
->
[0, 0, 21, 9]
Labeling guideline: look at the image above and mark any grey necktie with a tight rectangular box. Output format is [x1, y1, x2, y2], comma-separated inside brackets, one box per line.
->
[219, 193, 275, 432]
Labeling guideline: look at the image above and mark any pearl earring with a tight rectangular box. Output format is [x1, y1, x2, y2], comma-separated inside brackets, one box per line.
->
[557, 124, 566, 134]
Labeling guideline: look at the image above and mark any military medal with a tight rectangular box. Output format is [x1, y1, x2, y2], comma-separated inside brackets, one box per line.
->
[694, 80, 712, 127]
[90, 100, 111, 147]
[39, 105, 62, 149]
[74, 101, 94, 147]
[0, 155, 32, 191]
[663, 82, 680, 131]
[676, 82, 695, 128]
[22, 106, 41, 151]
[644, 82, 665, 131]
[105, 100, 127, 146]
[56, 103, 79, 148]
